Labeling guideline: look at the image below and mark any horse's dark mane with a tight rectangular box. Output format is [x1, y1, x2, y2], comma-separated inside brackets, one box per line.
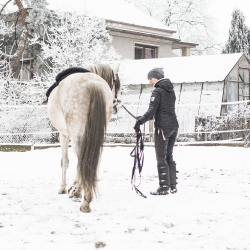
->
[88, 64, 113, 88]
[88, 64, 120, 96]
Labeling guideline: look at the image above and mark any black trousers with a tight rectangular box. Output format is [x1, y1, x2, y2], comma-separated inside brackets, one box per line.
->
[154, 128, 178, 187]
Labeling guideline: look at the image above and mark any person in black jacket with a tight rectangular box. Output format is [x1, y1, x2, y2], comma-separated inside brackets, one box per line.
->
[134, 68, 179, 195]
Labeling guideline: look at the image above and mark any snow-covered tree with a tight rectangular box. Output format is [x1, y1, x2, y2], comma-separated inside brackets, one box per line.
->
[124, 0, 221, 55]
[247, 25, 250, 57]
[0, 18, 14, 78]
[0, 0, 29, 78]
[223, 9, 250, 58]
[32, 11, 121, 82]
[0, 0, 53, 78]
[1, 0, 121, 81]
[22, 0, 52, 35]
[20, 0, 54, 78]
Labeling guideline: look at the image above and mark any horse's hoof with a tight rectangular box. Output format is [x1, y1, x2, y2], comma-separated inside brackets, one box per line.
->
[80, 205, 91, 213]
[68, 185, 77, 198]
[72, 197, 82, 202]
[58, 188, 67, 194]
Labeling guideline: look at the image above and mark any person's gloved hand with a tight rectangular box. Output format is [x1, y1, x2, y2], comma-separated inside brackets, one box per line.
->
[134, 119, 142, 132]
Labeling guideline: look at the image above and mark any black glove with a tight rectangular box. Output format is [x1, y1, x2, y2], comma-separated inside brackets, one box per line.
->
[134, 119, 142, 132]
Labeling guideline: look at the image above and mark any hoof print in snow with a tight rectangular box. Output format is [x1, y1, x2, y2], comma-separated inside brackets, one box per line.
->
[95, 241, 106, 248]
[72, 197, 81, 202]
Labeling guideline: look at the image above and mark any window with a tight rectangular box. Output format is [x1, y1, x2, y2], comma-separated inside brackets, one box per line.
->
[135, 44, 157, 59]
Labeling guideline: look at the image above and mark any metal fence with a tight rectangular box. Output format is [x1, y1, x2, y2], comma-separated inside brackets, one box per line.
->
[1, 101, 250, 145]
[0, 104, 152, 144]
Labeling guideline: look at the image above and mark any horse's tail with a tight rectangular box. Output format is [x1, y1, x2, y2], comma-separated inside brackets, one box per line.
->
[78, 84, 106, 196]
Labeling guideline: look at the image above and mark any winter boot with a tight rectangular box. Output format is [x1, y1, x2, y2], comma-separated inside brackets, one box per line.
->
[169, 161, 178, 194]
[170, 185, 177, 194]
[150, 186, 169, 195]
[150, 165, 170, 195]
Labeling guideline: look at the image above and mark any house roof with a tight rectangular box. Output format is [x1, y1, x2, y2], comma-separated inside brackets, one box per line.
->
[119, 53, 248, 85]
[48, 0, 175, 34]
[48, 0, 198, 49]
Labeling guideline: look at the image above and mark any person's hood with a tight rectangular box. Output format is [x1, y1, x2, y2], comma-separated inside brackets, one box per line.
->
[155, 78, 174, 92]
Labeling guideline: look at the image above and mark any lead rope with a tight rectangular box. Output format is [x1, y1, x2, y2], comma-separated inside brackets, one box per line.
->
[117, 101, 147, 198]
[130, 126, 147, 198]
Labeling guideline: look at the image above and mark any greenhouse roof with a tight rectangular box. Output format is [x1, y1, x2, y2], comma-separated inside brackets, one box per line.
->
[119, 53, 248, 85]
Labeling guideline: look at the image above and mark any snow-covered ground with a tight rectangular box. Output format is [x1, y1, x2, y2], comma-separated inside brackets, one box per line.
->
[0, 145, 250, 250]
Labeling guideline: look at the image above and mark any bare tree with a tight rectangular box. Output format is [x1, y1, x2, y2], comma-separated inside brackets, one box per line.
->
[124, 0, 222, 55]
[0, 0, 29, 78]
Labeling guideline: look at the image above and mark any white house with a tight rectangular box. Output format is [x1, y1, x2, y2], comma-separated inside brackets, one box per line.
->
[48, 0, 198, 60]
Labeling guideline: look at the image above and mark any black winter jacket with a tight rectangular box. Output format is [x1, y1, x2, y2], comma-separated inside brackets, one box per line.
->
[139, 78, 179, 130]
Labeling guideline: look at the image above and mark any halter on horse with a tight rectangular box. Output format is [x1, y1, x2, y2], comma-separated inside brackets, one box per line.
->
[47, 64, 120, 212]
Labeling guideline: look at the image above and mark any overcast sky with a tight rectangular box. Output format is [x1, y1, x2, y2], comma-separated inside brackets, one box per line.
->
[3, 0, 250, 45]
[208, 0, 250, 44]
[46, 0, 250, 45]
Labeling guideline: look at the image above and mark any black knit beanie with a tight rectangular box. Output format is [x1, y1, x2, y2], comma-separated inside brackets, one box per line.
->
[147, 68, 164, 79]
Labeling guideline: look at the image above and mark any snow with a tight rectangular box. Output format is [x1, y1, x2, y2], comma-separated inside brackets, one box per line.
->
[119, 53, 245, 85]
[1, 145, 250, 249]
[47, 0, 172, 32]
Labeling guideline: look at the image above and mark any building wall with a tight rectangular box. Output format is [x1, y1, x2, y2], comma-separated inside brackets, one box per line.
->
[110, 34, 173, 59]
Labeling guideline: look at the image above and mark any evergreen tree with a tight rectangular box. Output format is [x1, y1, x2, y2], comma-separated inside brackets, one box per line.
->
[248, 27, 250, 57]
[223, 9, 250, 58]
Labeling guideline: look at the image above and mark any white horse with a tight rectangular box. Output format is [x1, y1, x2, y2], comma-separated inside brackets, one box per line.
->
[47, 64, 120, 212]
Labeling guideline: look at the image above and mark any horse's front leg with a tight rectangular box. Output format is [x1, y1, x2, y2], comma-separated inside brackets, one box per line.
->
[80, 188, 93, 213]
[58, 133, 69, 194]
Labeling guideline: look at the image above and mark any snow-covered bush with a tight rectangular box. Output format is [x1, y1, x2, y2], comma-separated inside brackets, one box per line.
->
[31, 11, 122, 83]
[195, 103, 250, 145]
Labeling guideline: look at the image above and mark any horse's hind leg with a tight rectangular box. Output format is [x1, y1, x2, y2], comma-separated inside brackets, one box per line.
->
[68, 170, 82, 201]
[80, 187, 93, 213]
[67, 138, 83, 201]
[58, 133, 69, 194]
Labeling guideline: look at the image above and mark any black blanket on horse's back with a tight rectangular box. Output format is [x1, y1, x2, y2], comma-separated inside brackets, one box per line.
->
[46, 67, 91, 98]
